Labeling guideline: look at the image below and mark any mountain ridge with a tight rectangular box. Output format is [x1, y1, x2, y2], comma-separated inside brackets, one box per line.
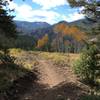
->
[14, 20, 51, 35]
[14, 19, 99, 37]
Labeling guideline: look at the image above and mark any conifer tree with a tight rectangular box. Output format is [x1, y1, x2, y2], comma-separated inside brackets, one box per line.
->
[74, 43, 100, 84]
[67, 0, 100, 21]
[67, 0, 100, 37]
[0, 0, 17, 38]
[68, 0, 100, 85]
[0, 0, 17, 52]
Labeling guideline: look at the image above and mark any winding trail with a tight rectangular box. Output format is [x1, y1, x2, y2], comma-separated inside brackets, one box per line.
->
[5, 52, 89, 100]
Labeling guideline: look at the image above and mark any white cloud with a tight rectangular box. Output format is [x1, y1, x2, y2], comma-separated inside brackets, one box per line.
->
[15, 7, 61, 24]
[8, 1, 84, 24]
[16, 5, 34, 18]
[32, 0, 68, 9]
[67, 12, 84, 22]
[8, 2, 60, 24]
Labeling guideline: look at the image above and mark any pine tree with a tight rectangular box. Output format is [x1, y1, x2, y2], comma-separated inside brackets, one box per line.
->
[0, 0, 17, 52]
[74, 43, 100, 84]
[37, 34, 49, 51]
[67, 0, 100, 36]
[0, 0, 17, 38]
[67, 0, 100, 21]
[68, 0, 100, 85]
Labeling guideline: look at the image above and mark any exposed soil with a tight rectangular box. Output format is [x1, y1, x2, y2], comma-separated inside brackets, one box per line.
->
[2, 53, 89, 100]
[37, 60, 77, 87]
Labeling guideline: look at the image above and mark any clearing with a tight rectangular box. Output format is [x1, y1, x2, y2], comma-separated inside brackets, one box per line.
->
[1, 50, 90, 100]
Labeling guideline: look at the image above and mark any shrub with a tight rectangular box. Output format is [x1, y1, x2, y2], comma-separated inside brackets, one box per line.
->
[0, 53, 15, 64]
[73, 44, 99, 84]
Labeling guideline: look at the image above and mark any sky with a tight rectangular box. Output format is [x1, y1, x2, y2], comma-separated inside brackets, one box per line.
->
[8, 0, 85, 24]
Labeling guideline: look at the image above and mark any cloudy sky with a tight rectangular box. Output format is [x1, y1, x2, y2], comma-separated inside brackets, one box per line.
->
[8, 0, 85, 24]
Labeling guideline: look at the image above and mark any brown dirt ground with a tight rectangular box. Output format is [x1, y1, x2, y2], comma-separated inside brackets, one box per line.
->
[3, 52, 90, 100]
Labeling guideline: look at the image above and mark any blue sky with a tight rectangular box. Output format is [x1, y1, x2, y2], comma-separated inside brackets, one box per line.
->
[8, 0, 84, 24]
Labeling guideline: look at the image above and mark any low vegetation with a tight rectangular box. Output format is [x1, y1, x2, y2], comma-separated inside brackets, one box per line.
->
[39, 52, 79, 67]
[73, 44, 100, 85]
[0, 0, 99, 100]
[0, 49, 79, 92]
[0, 49, 39, 92]
[0, 48, 100, 99]
[0, 52, 28, 92]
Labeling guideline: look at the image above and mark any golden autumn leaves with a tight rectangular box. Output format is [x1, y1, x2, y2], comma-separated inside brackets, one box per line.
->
[54, 23, 86, 42]
[36, 23, 87, 50]
[37, 34, 49, 48]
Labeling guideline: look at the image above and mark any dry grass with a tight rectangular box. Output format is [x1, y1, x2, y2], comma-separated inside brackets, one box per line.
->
[39, 52, 79, 66]
[0, 49, 39, 91]
[0, 49, 80, 92]
[9, 49, 80, 69]
[9, 48, 24, 57]
[9, 49, 40, 70]
[0, 49, 99, 99]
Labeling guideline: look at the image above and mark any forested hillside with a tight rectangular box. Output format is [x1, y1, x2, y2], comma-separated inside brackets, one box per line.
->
[0, 0, 100, 100]
[14, 19, 100, 52]
[15, 21, 51, 35]
[0, 19, 99, 51]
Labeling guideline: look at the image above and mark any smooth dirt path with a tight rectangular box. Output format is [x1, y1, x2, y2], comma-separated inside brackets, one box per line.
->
[37, 60, 76, 88]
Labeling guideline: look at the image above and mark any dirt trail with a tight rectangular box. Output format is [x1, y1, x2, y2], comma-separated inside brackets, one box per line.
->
[37, 60, 65, 88]
[37, 60, 76, 88]
[17, 59, 87, 100]
[4, 54, 89, 100]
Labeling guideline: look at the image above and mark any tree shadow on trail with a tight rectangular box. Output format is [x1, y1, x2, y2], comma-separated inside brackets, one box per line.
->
[0, 62, 88, 100]
[5, 80, 89, 100]
[0, 59, 96, 100]
[0, 60, 39, 100]
[30, 82, 88, 100]
[5, 72, 38, 100]
[0, 62, 90, 100]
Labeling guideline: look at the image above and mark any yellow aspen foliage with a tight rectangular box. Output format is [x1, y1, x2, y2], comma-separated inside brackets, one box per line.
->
[37, 39, 43, 48]
[43, 34, 48, 43]
[63, 26, 70, 36]
[54, 23, 67, 33]
[54, 23, 87, 44]
[37, 34, 48, 48]
[69, 26, 86, 42]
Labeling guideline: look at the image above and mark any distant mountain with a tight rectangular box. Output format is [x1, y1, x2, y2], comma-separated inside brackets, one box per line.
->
[56, 20, 69, 25]
[69, 19, 100, 35]
[15, 19, 99, 40]
[14, 19, 99, 51]
[30, 21, 70, 40]
[14, 20, 51, 35]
